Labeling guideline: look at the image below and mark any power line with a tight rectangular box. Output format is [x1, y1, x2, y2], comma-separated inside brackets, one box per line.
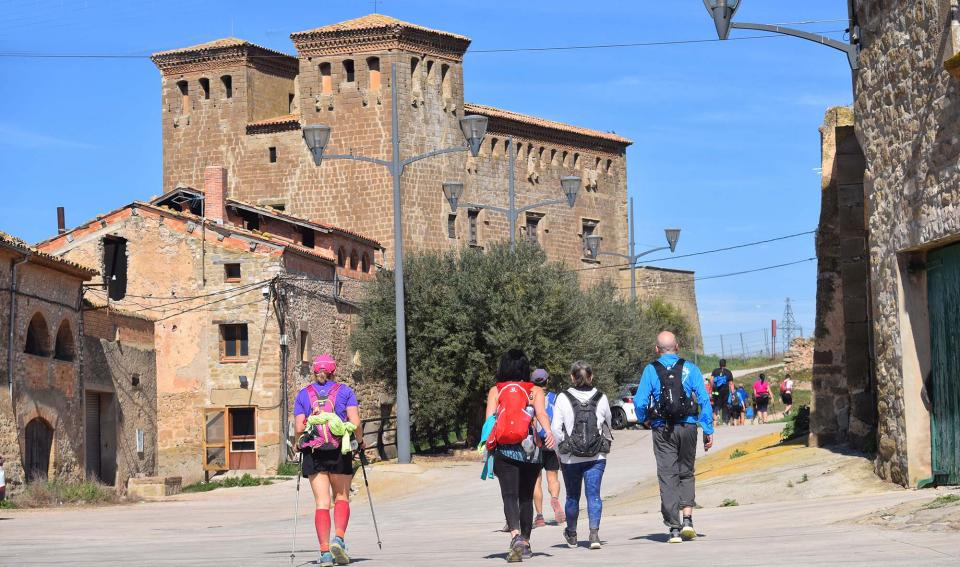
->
[618, 257, 816, 291]
[576, 230, 815, 273]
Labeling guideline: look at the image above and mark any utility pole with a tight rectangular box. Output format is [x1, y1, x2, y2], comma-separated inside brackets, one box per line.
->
[780, 297, 802, 353]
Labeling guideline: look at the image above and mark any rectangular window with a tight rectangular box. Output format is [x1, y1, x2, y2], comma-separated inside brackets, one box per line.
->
[582, 220, 598, 259]
[288, 93, 295, 113]
[447, 213, 457, 239]
[228, 407, 256, 469]
[177, 80, 189, 113]
[299, 330, 310, 362]
[221, 75, 232, 98]
[103, 236, 128, 300]
[468, 209, 479, 246]
[220, 324, 249, 361]
[301, 227, 315, 248]
[320, 63, 332, 94]
[268, 147, 277, 163]
[367, 57, 381, 90]
[199, 78, 210, 100]
[526, 213, 542, 244]
[343, 59, 355, 82]
[224, 263, 241, 283]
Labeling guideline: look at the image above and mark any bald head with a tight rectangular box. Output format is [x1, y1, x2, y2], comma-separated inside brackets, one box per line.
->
[656, 331, 678, 354]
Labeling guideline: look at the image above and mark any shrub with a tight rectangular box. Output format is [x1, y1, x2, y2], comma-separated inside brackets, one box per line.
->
[721, 499, 739, 507]
[10, 478, 125, 508]
[729, 449, 748, 460]
[182, 474, 272, 493]
[780, 405, 810, 441]
[922, 494, 960, 510]
[277, 461, 300, 477]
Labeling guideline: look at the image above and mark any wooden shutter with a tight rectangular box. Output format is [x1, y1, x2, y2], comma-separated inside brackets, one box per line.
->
[928, 242, 960, 485]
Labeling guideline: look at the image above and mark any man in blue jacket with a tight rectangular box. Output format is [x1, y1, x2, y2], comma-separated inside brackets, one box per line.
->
[634, 331, 714, 544]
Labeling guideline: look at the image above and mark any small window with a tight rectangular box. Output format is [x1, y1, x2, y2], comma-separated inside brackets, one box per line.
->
[440, 63, 451, 97]
[268, 147, 277, 163]
[24, 312, 50, 356]
[361, 253, 371, 273]
[349, 250, 359, 270]
[468, 209, 479, 246]
[605, 159, 613, 174]
[103, 236, 128, 300]
[224, 263, 241, 283]
[240, 211, 260, 231]
[199, 78, 210, 100]
[343, 59, 355, 83]
[526, 214, 542, 245]
[426, 60, 434, 80]
[367, 57, 381, 90]
[221, 75, 232, 98]
[229, 407, 256, 453]
[582, 220, 598, 259]
[320, 63, 333, 94]
[177, 80, 189, 113]
[550, 149, 557, 166]
[490, 137, 498, 157]
[562, 151, 569, 167]
[268, 202, 285, 212]
[337, 247, 346, 267]
[447, 213, 457, 239]
[410, 57, 419, 80]
[288, 93, 295, 113]
[301, 227, 315, 248]
[573, 153, 580, 169]
[220, 324, 249, 361]
[54, 320, 75, 361]
[299, 330, 310, 363]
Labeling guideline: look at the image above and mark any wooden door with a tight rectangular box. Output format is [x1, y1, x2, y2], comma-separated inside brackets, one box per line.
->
[228, 407, 257, 470]
[25, 418, 53, 482]
[928, 242, 960, 485]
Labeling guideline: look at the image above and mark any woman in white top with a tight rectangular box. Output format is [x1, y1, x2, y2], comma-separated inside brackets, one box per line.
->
[550, 361, 612, 550]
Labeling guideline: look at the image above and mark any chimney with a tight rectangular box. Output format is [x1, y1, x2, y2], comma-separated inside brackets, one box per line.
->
[203, 166, 227, 223]
[57, 207, 66, 234]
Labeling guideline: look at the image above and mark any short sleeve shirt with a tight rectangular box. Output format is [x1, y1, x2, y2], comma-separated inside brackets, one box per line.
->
[293, 381, 358, 421]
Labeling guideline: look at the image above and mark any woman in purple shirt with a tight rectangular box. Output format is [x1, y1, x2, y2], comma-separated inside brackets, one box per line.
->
[294, 354, 363, 567]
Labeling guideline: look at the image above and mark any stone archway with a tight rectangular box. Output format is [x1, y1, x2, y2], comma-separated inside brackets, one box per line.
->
[24, 418, 53, 482]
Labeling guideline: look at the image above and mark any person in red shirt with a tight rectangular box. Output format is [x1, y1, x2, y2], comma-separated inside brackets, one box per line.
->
[753, 373, 772, 424]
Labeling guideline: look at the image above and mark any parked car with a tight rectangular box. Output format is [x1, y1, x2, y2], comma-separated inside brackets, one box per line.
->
[610, 383, 639, 430]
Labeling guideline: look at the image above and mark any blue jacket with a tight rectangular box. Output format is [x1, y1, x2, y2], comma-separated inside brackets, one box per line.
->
[634, 354, 714, 435]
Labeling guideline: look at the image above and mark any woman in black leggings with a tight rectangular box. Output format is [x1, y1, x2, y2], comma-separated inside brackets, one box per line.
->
[485, 349, 555, 563]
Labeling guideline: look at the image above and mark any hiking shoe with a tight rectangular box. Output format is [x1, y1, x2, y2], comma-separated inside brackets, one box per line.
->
[551, 497, 566, 524]
[668, 528, 682, 544]
[563, 529, 578, 548]
[680, 518, 696, 541]
[589, 529, 601, 550]
[330, 536, 350, 565]
[522, 540, 533, 559]
[319, 551, 335, 567]
[507, 534, 525, 562]
[533, 514, 546, 528]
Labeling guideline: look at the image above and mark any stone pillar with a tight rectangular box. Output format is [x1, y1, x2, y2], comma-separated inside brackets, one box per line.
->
[203, 166, 227, 224]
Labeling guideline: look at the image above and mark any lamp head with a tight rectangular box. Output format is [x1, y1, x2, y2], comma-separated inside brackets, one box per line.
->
[703, 0, 741, 40]
[302, 124, 332, 166]
[560, 176, 581, 207]
[665, 228, 681, 252]
[459, 115, 488, 157]
[442, 182, 464, 212]
[584, 234, 601, 258]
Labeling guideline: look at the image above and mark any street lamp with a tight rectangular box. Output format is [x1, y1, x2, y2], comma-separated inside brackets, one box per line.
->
[590, 197, 681, 301]
[303, 64, 487, 465]
[702, 0, 860, 70]
[443, 136, 581, 252]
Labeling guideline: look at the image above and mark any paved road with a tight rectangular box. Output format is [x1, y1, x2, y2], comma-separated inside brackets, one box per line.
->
[2, 423, 957, 566]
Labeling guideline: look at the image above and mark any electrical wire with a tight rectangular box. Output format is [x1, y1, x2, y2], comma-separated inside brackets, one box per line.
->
[617, 257, 815, 291]
[154, 284, 270, 321]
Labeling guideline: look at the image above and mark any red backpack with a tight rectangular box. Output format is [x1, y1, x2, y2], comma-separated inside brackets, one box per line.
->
[487, 382, 536, 450]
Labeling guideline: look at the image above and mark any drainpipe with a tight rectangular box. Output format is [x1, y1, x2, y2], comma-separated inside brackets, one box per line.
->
[8, 253, 31, 396]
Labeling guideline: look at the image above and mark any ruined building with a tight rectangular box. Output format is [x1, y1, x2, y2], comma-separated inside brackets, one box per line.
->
[812, 1, 960, 487]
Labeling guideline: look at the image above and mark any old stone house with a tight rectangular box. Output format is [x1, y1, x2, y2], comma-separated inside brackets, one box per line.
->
[811, 1, 960, 487]
[0, 232, 94, 486]
[37, 167, 382, 483]
[147, 14, 702, 340]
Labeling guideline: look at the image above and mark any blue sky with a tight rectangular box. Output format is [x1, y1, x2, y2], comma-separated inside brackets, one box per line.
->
[0, 1, 853, 352]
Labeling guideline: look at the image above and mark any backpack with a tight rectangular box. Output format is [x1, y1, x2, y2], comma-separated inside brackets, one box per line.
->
[649, 359, 698, 422]
[301, 383, 343, 451]
[487, 382, 536, 450]
[558, 390, 611, 458]
[730, 391, 743, 409]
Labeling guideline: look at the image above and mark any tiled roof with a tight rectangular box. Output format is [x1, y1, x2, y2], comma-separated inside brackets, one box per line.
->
[291, 14, 469, 42]
[311, 220, 384, 249]
[151, 37, 294, 60]
[247, 113, 300, 128]
[464, 103, 632, 146]
[0, 230, 97, 277]
[226, 198, 382, 249]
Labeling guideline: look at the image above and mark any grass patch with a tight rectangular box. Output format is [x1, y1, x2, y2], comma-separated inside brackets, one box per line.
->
[277, 461, 301, 477]
[729, 449, 749, 460]
[921, 494, 960, 510]
[780, 406, 811, 441]
[721, 498, 739, 507]
[797, 473, 809, 484]
[182, 473, 273, 494]
[786, 481, 794, 488]
[8, 478, 128, 508]
[0, 500, 16, 509]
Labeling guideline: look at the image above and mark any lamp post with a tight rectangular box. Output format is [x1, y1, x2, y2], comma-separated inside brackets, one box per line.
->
[302, 63, 488, 465]
[584, 197, 680, 301]
[702, 0, 860, 70]
[441, 137, 581, 252]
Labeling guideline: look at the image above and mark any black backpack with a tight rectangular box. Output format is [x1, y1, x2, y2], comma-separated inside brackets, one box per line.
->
[558, 390, 611, 458]
[649, 359, 698, 422]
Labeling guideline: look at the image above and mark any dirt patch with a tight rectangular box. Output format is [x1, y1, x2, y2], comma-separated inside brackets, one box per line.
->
[859, 492, 960, 532]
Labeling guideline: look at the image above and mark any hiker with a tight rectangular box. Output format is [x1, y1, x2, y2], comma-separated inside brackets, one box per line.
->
[753, 373, 772, 424]
[551, 361, 612, 550]
[780, 374, 795, 415]
[711, 359, 733, 425]
[485, 349, 556, 563]
[634, 331, 714, 544]
[531, 368, 564, 528]
[727, 382, 744, 426]
[736, 385, 749, 426]
[703, 376, 714, 424]
[0, 456, 5, 502]
[294, 354, 363, 567]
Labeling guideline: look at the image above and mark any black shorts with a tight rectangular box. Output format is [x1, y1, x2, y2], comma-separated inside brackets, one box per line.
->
[730, 406, 743, 417]
[781, 392, 793, 405]
[542, 449, 560, 472]
[301, 448, 355, 477]
[755, 396, 770, 412]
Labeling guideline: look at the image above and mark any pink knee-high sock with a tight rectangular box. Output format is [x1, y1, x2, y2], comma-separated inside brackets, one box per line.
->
[315, 509, 331, 551]
[334, 500, 350, 538]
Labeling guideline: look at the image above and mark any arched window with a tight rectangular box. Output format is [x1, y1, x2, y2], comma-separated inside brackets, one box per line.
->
[336, 247, 346, 268]
[54, 320, 75, 362]
[410, 57, 419, 79]
[367, 57, 381, 90]
[199, 77, 210, 100]
[490, 137, 499, 157]
[426, 60, 434, 81]
[176, 80, 189, 113]
[349, 250, 359, 270]
[440, 63, 451, 97]
[221, 75, 233, 98]
[342, 59, 355, 83]
[561, 151, 569, 167]
[605, 159, 613, 174]
[24, 312, 50, 356]
[361, 253, 371, 273]
[573, 153, 580, 169]
[594, 157, 602, 170]
[550, 149, 557, 166]
[320, 63, 332, 94]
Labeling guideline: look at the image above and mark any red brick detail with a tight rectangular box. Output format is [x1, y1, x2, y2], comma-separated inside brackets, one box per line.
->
[204, 166, 228, 223]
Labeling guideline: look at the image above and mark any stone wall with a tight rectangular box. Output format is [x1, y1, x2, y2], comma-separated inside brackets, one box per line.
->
[784, 337, 814, 376]
[848, 0, 960, 486]
[630, 266, 703, 352]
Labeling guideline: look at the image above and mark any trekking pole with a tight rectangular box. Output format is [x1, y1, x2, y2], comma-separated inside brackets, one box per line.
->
[353, 442, 383, 549]
[290, 451, 303, 565]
